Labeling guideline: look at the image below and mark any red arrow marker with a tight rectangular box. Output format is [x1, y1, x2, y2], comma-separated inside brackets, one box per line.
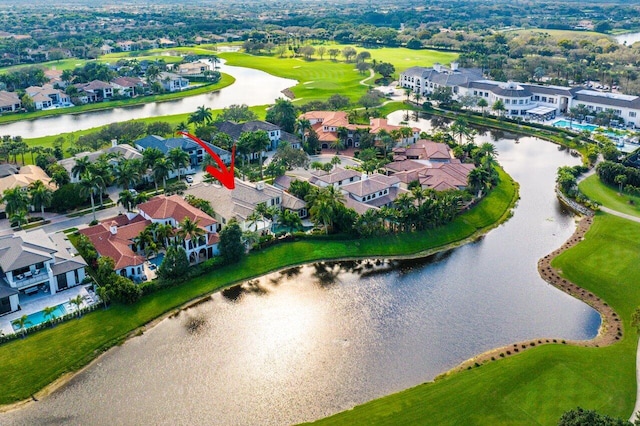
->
[178, 131, 235, 190]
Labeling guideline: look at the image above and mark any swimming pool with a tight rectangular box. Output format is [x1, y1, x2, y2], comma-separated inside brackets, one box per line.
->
[553, 119, 598, 132]
[12, 303, 67, 331]
[148, 253, 165, 267]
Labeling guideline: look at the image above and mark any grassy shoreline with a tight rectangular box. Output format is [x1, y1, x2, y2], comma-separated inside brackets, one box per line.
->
[309, 213, 639, 425]
[0, 167, 517, 407]
[0, 73, 235, 126]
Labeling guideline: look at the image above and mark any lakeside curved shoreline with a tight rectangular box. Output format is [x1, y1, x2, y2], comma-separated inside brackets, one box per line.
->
[439, 214, 619, 378]
[0, 169, 520, 414]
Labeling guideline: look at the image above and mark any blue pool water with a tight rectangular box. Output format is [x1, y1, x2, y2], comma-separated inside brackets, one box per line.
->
[553, 119, 598, 132]
[148, 253, 165, 267]
[12, 303, 67, 331]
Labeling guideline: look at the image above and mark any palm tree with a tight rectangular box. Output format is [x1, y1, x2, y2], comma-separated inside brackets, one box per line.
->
[96, 286, 110, 310]
[404, 87, 412, 101]
[278, 209, 302, 233]
[2, 187, 29, 217]
[249, 131, 271, 180]
[152, 157, 171, 192]
[479, 142, 497, 159]
[12, 315, 31, 338]
[142, 147, 165, 170]
[335, 127, 348, 153]
[247, 211, 262, 232]
[477, 97, 488, 116]
[178, 217, 205, 252]
[113, 158, 141, 190]
[71, 156, 91, 181]
[134, 227, 155, 254]
[42, 306, 57, 326]
[70, 295, 84, 317]
[117, 190, 136, 212]
[145, 64, 162, 83]
[78, 170, 104, 222]
[188, 105, 213, 127]
[167, 148, 190, 181]
[10, 210, 28, 229]
[155, 223, 174, 248]
[28, 180, 53, 217]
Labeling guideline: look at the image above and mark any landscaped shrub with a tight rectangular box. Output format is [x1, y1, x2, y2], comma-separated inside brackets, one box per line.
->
[51, 183, 89, 212]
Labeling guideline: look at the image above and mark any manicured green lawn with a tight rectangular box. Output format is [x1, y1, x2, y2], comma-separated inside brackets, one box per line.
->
[0, 168, 517, 405]
[219, 52, 369, 103]
[219, 46, 457, 103]
[580, 174, 640, 218]
[309, 213, 640, 425]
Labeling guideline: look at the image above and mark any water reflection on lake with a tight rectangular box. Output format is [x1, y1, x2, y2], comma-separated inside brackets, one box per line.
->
[0, 60, 297, 139]
[0, 134, 600, 426]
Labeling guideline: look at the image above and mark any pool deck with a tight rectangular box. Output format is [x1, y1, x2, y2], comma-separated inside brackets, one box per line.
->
[0, 286, 96, 336]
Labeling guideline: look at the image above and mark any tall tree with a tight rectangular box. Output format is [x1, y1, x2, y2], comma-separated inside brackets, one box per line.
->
[266, 98, 297, 133]
[28, 180, 53, 217]
[167, 148, 190, 181]
[2, 187, 30, 218]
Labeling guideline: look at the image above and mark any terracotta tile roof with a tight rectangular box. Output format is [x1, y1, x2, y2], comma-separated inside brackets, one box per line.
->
[418, 163, 475, 190]
[79, 215, 149, 270]
[138, 194, 217, 228]
[341, 174, 400, 198]
[404, 140, 452, 160]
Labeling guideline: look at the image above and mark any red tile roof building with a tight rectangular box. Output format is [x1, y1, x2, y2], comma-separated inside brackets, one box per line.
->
[386, 140, 476, 191]
[80, 195, 219, 279]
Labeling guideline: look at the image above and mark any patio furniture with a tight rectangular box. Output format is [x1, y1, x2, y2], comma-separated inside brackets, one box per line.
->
[24, 271, 32, 278]
[16, 274, 24, 280]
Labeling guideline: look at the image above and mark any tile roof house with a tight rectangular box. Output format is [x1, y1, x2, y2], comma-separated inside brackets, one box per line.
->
[0, 229, 87, 315]
[0, 91, 21, 112]
[134, 135, 231, 179]
[111, 77, 145, 98]
[393, 140, 453, 162]
[340, 174, 409, 213]
[75, 80, 114, 100]
[177, 61, 212, 76]
[309, 166, 362, 189]
[80, 195, 219, 279]
[214, 120, 301, 151]
[59, 140, 143, 183]
[185, 179, 305, 233]
[300, 111, 419, 149]
[25, 84, 70, 110]
[156, 72, 189, 92]
[0, 165, 56, 194]
[385, 156, 475, 191]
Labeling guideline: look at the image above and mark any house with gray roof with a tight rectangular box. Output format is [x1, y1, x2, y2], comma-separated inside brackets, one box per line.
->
[156, 72, 189, 92]
[185, 179, 304, 233]
[134, 134, 231, 179]
[309, 166, 361, 189]
[214, 120, 301, 152]
[59, 140, 144, 183]
[340, 174, 408, 211]
[0, 229, 87, 316]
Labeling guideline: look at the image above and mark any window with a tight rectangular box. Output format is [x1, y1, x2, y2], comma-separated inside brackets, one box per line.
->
[596, 106, 602, 112]
[484, 93, 489, 98]
[541, 96, 547, 102]
[473, 90, 478, 96]
[518, 99, 523, 105]
[505, 99, 510, 104]
[630, 111, 637, 118]
[511, 110, 518, 115]
[549, 98, 555, 104]
[533, 95, 540, 101]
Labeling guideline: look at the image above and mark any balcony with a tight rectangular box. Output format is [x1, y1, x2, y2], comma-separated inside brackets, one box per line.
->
[13, 270, 50, 289]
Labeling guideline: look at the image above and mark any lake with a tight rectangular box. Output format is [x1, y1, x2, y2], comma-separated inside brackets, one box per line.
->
[0, 60, 297, 139]
[0, 129, 599, 425]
